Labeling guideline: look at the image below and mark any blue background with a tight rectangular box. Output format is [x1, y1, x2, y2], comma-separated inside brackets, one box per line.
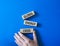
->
[0, 0, 60, 46]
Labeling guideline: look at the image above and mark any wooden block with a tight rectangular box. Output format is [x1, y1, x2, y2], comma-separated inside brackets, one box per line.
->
[20, 28, 34, 33]
[22, 11, 35, 19]
[24, 20, 37, 26]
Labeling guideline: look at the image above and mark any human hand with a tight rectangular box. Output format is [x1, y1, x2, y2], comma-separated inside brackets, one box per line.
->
[14, 31, 38, 46]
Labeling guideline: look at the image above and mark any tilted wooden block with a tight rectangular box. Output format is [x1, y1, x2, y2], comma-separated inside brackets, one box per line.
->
[22, 11, 35, 19]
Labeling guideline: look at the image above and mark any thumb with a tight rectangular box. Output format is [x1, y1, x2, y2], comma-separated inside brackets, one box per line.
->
[33, 31, 37, 42]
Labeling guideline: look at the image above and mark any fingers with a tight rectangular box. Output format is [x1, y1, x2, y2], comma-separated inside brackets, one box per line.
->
[33, 31, 38, 44]
[33, 31, 37, 42]
[18, 32, 30, 43]
[14, 36, 22, 45]
[14, 33, 24, 44]
[15, 40, 21, 46]
[14, 31, 33, 45]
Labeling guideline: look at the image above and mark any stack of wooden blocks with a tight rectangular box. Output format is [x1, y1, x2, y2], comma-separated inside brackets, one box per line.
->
[20, 11, 38, 33]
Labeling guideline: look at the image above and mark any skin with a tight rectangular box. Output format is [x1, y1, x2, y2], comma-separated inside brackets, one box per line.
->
[14, 31, 38, 46]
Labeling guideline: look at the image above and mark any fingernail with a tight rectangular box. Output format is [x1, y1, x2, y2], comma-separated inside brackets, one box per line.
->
[15, 33, 17, 36]
[18, 32, 22, 36]
[14, 36, 16, 39]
